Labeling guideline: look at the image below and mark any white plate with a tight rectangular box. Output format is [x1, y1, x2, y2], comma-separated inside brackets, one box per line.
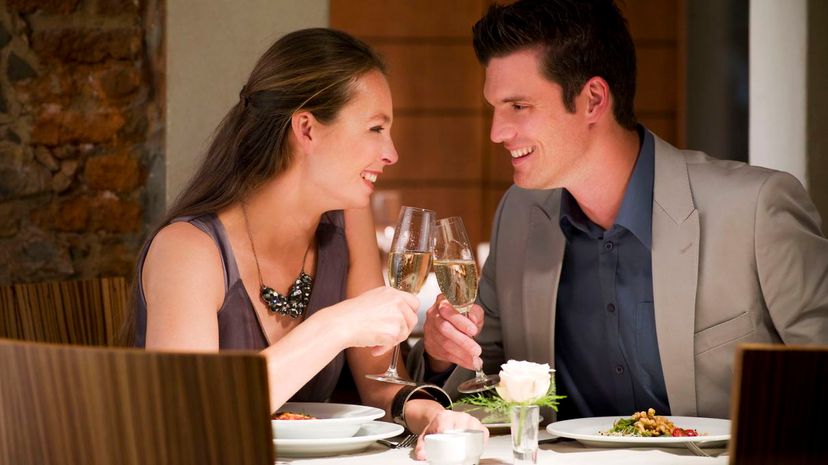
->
[546, 416, 730, 448]
[272, 402, 384, 439]
[273, 421, 404, 457]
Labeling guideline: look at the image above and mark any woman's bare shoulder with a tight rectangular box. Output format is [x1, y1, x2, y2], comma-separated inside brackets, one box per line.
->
[143, 221, 225, 295]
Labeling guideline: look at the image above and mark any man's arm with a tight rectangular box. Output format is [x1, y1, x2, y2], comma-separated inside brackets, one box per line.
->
[755, 171, 828, 343]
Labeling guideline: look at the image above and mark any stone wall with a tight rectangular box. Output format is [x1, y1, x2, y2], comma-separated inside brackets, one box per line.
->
[0, 0, 163, 284]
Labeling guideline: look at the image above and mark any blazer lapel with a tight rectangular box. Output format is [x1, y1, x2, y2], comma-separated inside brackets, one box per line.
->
[522, 190, 565, 365]
[651, 136, 700, 416]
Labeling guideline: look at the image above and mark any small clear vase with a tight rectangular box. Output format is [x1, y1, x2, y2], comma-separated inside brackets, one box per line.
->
[510, 404, 539, 464]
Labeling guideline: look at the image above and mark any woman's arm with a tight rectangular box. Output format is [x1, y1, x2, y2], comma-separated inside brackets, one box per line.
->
[143, 221, 417, 411]
[142, 222, 226, 350]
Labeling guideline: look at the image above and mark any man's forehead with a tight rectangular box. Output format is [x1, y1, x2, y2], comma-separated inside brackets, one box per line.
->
[484, 49, 548, 99]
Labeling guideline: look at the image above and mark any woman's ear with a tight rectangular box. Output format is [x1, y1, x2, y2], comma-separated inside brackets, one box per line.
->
[582, 76, 610, 124]
[290, 110, 317, 153]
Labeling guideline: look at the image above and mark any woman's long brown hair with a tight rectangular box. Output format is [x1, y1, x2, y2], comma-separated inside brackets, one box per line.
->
[121, 28, 387, 345]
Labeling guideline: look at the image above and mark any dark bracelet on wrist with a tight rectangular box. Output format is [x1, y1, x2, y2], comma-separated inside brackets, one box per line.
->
[391, 383, 453, 430]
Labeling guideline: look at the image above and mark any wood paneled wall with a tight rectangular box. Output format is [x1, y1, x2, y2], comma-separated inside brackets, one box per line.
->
[331, 0, 684, 248]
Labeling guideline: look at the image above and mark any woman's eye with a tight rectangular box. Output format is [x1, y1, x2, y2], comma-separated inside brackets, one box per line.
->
[371, 126, 385, 133]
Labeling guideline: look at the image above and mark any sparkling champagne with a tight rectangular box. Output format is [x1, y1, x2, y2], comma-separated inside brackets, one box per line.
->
[387, 251, 432, 293]
[433, 259, 478, 312]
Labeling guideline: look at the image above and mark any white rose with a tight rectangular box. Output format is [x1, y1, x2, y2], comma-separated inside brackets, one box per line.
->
[495, 360, 553, 404]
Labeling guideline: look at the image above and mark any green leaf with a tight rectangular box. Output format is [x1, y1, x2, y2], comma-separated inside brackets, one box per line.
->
[452, 377, 566, 413]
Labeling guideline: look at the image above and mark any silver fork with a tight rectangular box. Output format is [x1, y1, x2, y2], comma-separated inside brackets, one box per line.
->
[377, 433, 418, 449]
[684, 441, 711, 457]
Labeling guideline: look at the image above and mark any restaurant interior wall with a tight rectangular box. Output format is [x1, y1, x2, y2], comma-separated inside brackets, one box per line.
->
[686, 0, 748, 163]
[4, 0, 823, 285]
[806, 0, 828, 224]
[0, 0, 163, 285]
[165, 0, 328, 207]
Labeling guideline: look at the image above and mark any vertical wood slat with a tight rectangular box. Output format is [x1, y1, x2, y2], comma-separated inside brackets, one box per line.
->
[0, 286, 21, 338]
[0, 339, 274, 465]
[0, 277, 129, 346]
[729, 343, 828, 464]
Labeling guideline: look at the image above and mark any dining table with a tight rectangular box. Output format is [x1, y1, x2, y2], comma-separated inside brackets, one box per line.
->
[274, 429, 729, 464]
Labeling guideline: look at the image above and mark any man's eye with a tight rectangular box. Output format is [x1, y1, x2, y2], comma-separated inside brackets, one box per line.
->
[371, 126, 385, 133]
[512, 104, 527, 111]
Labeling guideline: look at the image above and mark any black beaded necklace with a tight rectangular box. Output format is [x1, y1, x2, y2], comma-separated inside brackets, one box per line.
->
[242, 203, 313, 318]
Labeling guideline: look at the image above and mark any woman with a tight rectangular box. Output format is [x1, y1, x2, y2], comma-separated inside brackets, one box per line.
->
[132, 28, 484, 457]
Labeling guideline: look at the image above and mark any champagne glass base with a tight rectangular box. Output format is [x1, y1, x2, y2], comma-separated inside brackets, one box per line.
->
[458, 374, 500, 393]
[365, 373, 418, 386]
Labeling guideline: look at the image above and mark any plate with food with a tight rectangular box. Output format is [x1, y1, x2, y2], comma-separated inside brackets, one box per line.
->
[272, 402, 385, 440]
[274, 420, 404, 457]
[546, 409, 730, 448]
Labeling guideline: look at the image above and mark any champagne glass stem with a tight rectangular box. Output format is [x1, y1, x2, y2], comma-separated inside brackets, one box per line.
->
[455, 307, 499, 393]
[459, 308, 487, 379]
[386, 345, 402, 377]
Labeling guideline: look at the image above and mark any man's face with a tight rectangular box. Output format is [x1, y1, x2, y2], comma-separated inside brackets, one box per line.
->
[483, 48, 589, 189]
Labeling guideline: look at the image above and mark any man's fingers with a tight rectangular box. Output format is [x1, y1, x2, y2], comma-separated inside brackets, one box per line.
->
[437, 303, 479, 336]
[426, 322, 480, 369]
[466, 304, 485, 328]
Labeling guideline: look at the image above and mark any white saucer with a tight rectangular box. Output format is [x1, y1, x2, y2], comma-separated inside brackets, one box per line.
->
[273, 421, 404, 458]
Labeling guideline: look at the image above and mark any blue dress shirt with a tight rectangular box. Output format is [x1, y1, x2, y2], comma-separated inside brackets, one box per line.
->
[554, 127, 671, 420]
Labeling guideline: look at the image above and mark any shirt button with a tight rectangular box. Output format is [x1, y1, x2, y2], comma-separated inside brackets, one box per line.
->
[615, 365, 624, 375]
[607, 303, 616, 313]
[604, 241, 614, 250]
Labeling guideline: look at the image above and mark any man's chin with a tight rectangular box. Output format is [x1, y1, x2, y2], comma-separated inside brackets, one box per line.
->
[513, 174, 545, 190]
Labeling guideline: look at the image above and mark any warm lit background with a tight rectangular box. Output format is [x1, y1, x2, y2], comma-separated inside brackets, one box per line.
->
[0, 0, 825, 284]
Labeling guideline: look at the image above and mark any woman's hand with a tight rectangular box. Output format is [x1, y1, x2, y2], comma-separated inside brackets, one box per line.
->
[319, 286, 420, 354]
[413, 410, 489, 461]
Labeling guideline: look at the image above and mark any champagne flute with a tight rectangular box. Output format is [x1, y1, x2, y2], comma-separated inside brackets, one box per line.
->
[366, 206, 435, 385]
[433, 216, 499, 393]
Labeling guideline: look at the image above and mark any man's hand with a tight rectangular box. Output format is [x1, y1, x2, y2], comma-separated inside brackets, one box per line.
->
[422, 295, 485, 372]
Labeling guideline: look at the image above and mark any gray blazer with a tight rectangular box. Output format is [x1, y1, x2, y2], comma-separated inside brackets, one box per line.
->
[410, 135, 828, 419]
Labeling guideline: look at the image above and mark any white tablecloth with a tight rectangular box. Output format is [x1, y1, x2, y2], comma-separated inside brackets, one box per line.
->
[275, 431, 728, 464]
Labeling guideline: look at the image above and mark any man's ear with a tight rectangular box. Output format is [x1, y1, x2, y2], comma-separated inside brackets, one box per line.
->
[582, 76, 611, 124]
[290, 110, 317, 152]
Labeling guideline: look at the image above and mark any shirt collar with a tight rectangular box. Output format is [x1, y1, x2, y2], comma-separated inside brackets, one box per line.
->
[559, 125, 654, 247]
[560, 189, 601, 239]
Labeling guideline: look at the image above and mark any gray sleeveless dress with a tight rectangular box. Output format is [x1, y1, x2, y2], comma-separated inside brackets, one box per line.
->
[134, 211, 349, 402]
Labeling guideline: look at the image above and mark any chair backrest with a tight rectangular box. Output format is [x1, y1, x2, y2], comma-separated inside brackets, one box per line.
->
[729, 343, 828, 465]
[0, 277, 128, 346]
[0, 338, 274, 465]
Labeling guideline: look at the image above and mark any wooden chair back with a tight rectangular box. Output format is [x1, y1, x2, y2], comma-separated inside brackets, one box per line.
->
[729, 343, 828, 465]
[0, 339, 274, 465]
[0, 277, 128, 346]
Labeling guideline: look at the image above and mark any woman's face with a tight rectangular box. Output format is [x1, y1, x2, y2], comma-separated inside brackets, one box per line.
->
[305, 69, 398, 209]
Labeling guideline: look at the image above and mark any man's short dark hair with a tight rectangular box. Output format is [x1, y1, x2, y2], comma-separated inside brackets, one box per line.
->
[473, 0, 637, 130]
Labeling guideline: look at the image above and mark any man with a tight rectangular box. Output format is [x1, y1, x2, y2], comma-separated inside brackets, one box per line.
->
[410, 0, 828, 420]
